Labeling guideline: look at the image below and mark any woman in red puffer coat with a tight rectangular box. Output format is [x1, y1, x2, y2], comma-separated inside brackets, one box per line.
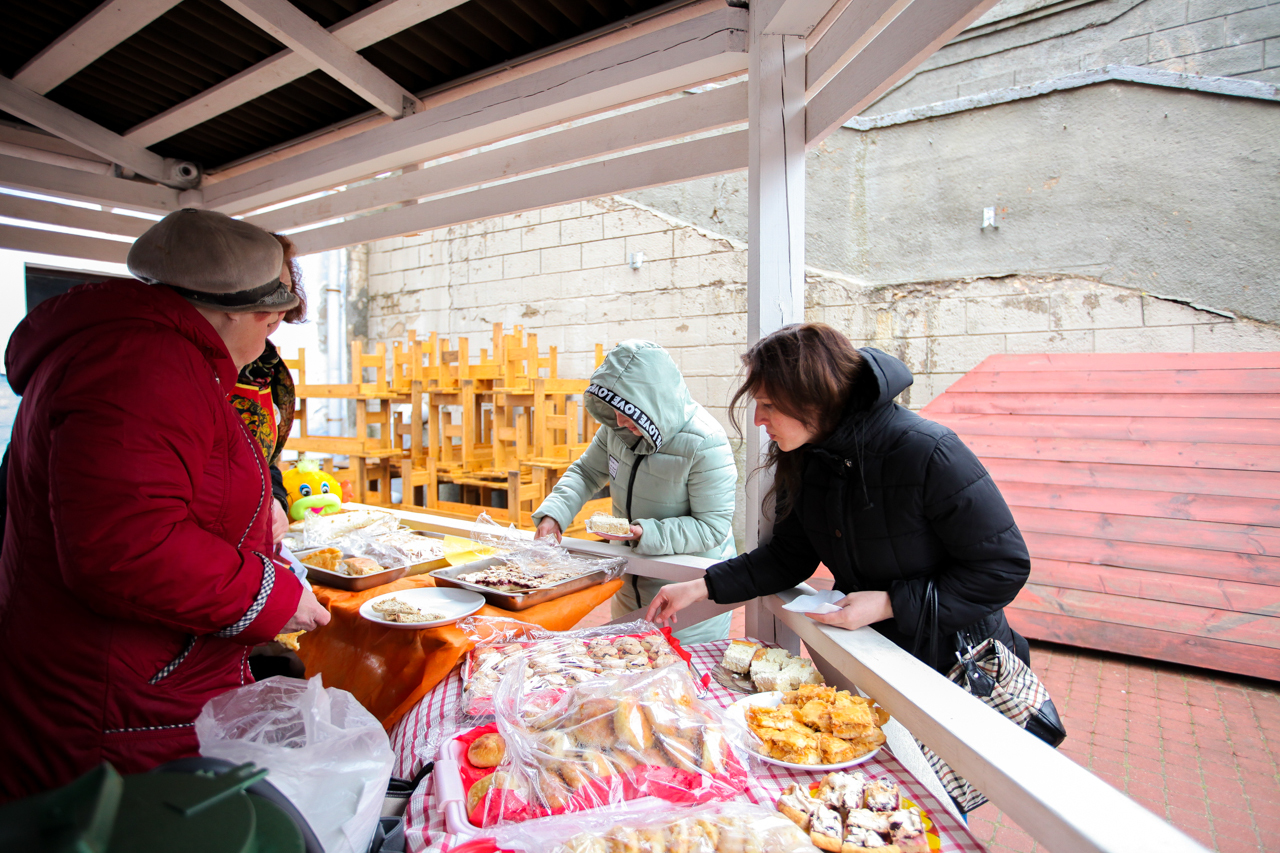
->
[0, 210, 328, 802]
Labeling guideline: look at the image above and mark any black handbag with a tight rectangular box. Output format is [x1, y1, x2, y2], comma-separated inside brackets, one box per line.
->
[912, 580, 1067, 812]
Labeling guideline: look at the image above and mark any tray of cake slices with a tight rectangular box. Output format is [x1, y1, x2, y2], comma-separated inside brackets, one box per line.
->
[458, 618, 706, 718]
[431, 551, 624, 611]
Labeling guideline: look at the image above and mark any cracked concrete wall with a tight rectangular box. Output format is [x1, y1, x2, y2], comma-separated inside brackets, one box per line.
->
[629, 81, 1280, 325]
[365, 197, 1280, 546]
[873, 0, 1280, 111]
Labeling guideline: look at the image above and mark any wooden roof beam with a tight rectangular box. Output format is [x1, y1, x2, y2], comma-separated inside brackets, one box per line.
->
[124, 0, 470, 148]
[0, 76, 200, 189]
[804, 0, 1001, 147]
[246, 81, 747, 233]
[13, 0, 184, 95]
[203, 5, 748, 215]
[0, 193, 154, 239]
[0, 222, 129, 264]
[219, 0, 423, 119]
[758, 0, 841, 36]
[288, 129, 747, 255]
[804, 0, 914, 97]
[0, 153, 186, 214]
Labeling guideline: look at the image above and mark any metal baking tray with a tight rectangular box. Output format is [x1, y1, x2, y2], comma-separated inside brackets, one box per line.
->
[430, 556, 612, 611]
[301, 553, 410, 592]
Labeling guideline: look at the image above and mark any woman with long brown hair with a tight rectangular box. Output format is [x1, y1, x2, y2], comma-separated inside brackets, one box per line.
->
[646, 323, 1032, 672]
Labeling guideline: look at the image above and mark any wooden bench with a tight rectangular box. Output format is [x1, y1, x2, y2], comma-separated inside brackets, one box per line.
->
[921, 352, 1280, 680]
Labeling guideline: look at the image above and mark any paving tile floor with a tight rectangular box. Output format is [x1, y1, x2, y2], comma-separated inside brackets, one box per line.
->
[578, 600, 1280, 851]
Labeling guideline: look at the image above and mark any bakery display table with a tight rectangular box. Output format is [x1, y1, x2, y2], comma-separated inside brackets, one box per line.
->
[388, 639, 987, 853]
[296, 576, 624, 730]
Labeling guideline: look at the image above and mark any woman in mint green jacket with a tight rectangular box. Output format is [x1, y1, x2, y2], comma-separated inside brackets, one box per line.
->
[533, 340, 736, 643]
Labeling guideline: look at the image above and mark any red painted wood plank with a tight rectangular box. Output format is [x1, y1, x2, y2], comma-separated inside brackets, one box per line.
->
[1029, 557, 1280, 615]
[1006, 609, 1280, 681]
[999, 482, 1280, 527]
[960, 434, 1280, 471]
[1012, 583, 1280, 648]
[1023, 531, 1280, 585]
[928, 413, 1280, 445]
[925, 392, 1280, 418]
[985, 458, 1280, 500]
[969, 353, 1280, 372]
[945, 369, 1280, 395]
[1010, 506, 1280, 556]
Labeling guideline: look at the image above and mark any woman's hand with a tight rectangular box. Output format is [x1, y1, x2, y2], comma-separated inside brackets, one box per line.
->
[645, 579, 709, 627]
[806, 591, 894, 631]
[281, 584, 331, 633]
[536, 517, 562, 543]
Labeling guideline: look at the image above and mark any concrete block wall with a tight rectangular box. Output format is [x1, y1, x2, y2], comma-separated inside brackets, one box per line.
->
[366, 196, 751, 433]
[365, 196, 1280, 545]
[367, 196, 1280, 421]
[805, 270, 1280, 409]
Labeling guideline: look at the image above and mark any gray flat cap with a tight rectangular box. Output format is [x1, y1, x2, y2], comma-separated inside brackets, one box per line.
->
[127, 208, 299, 313]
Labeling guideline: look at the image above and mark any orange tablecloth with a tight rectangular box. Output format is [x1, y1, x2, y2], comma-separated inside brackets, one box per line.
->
[295, 576, 623, 730]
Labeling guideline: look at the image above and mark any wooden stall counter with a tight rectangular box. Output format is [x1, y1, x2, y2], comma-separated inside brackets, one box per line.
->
[295, 576, 623, 730]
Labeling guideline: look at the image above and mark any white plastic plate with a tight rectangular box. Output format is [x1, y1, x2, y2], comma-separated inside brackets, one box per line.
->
[358, 587, 485, 629]
[723, 691, 884, 771]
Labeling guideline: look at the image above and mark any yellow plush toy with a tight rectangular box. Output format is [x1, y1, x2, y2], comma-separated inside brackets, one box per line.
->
[283, 459, 344, 521]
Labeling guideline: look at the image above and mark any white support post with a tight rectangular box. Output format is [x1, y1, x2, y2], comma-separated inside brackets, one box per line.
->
[743, 0, 807, 652]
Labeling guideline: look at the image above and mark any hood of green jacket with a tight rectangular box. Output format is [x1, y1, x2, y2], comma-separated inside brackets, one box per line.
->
[584, 341, 695, 455]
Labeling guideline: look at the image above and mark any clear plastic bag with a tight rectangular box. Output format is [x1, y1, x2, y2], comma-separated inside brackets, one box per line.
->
[463, 663, 748, 828]
[463, 513, 628, 589]
[482, 799, 823, 852]
[456, 617, 703, 721]
[337, 525, 445, 568]
[298, 508, 399, 549]
[195, 675, 395, 853]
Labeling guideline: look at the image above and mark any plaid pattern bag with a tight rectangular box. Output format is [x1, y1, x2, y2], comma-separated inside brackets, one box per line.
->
[913, 581, 1067, 813]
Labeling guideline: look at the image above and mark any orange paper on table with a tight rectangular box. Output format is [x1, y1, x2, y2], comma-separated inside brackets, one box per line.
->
[294, 575, 623, 730]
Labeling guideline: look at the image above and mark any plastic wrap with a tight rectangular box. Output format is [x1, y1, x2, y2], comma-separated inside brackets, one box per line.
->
[457, 617, 706, 720]
[195, 675, 395, 853]
[337, 525, 446, 568]
[464, 513, 628, 590]
[481, 801, 824, 853]
[455, 663, 747, 828]
[294, 507, 399, 549]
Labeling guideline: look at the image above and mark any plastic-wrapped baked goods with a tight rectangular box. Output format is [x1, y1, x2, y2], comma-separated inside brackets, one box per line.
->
[465, 664, 747, 827]
[552, 803, 824, 853]
[459, 617, 699, 717]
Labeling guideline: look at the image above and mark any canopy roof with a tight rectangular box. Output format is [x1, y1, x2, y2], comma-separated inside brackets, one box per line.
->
[0, 0, 998, 262]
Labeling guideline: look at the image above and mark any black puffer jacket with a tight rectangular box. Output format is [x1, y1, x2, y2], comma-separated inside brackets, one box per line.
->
[704, 348, 1031, 672]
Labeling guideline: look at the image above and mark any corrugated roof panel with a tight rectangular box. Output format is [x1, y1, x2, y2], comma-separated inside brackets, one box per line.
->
[6, 0, 675, 170]
[0, 0, 102, 78]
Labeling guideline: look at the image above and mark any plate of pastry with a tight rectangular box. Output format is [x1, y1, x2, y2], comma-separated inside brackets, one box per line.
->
[725, 686, 889, 770]
[359, 587, 485, 629]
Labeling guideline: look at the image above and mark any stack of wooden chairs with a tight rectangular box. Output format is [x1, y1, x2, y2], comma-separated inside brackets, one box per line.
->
[283, 324, 610, 531]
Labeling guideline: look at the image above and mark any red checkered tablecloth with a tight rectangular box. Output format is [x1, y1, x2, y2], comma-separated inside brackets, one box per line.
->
[388, 639, 986, 853]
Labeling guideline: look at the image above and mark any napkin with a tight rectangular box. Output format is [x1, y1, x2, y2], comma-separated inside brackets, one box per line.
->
[783, 589, 845, 615]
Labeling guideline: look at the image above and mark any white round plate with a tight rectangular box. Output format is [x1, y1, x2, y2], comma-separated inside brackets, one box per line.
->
[723, 691, 884, 771]
[359, 587, 485, 629]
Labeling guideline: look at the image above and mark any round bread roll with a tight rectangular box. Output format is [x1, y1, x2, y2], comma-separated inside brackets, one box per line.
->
[467, 733, 507, 768]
